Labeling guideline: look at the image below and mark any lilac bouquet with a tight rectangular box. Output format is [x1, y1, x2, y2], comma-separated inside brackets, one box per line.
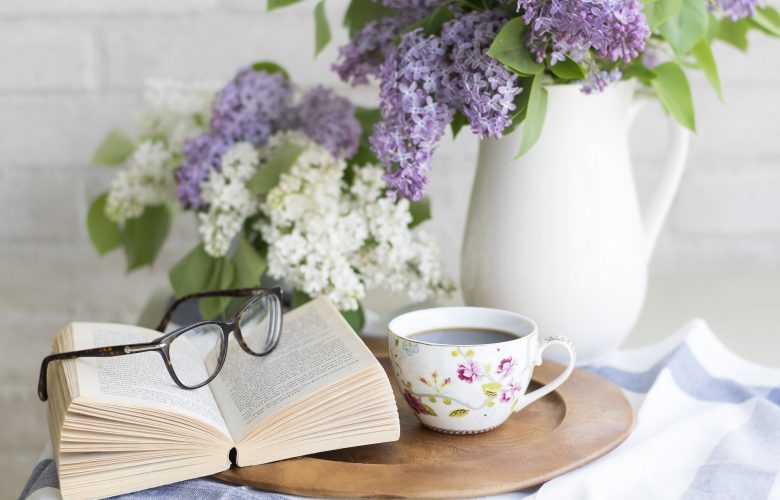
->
[278, 0, 780, 200]
[87, 63, 453, 329]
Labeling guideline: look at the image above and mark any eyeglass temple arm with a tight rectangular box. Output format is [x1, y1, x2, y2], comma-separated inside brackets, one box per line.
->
[37, 341, 159, 402]
[155, 288, 277, 332]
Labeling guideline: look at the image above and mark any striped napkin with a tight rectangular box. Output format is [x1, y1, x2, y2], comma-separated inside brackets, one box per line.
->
[20, 319, 780, 500]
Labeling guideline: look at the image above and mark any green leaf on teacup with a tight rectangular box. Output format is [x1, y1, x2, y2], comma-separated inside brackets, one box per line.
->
[421, 404, 437, 416]
[450, 350, 458, 357]
[486, 401, 495, 408]
[428, 396, 436, 403]
[511, 398, 519, 410]
[465, 349, 475, 357]
[443, 399, 452, 405]
[482, 382, 502, 398]
[449, 409, 470, 417]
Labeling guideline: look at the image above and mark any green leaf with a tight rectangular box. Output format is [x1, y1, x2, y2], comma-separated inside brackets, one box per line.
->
[758, 5, 780, 27]
[751, 6, 780, 37]
[421, 404, 437, 416]
[715, 18, 750, 51]
[350, 107, 382, 168]
[421, 4, 455, 36]
[448, 409, 470, 417]
[199, 258, 236, 320]
[92, 129, 134, 167]
[481, 382, 502, 398]
[643, 0, 683, 30]
[87, 193, 122, 255]
[517, 73, 548, 157]
[341, 303, 365, 334]
[292, 289, 313, 308]
[651, 61, 696, 131]
[343, 0, 394, 37]
[250, 61, 290, 79]
[267, 0, 303, 10]
[443, 398, 452, 405]
[121, 205, 170, 272]
[450, 111, 469, 137]
[232, 234, 267, 288]
[247, 142, 305, 194]
[691, 39, 722, 100]
[169, 244, 217, 297]
[549, 57, 586, 80]
[355, 106, 381, 132]
[487, 18, 543, 75]
[314, 0, 331, 55]
[622, 63, 657, 84]
[409, 197, 431, 228]
[659, 0, 709, 57]
[428, 396, 436, 403]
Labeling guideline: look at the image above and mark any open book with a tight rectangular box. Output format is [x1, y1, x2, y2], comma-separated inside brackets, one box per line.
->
[45, 297, 399, 500]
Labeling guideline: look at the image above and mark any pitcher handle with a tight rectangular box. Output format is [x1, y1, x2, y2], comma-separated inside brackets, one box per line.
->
[513, 336, 576, 413]
[629, 91, 690, 261]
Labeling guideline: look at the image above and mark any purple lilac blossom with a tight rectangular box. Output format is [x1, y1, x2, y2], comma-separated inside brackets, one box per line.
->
[334, 18, 403, 86]
[210, 67, 293, 145]
[441, 10, 522, 139]
[517, 0, 650, 76]
[710, 0, 758, 20]
[371, 10, 522, 200]
[581, 67, 622, 94]
[176, 133, 231, 208]
[281, 86, 362, 159]
[333, 2, 438, 86]
[175, 68, 292, 208]
[371, 30, 454, 201]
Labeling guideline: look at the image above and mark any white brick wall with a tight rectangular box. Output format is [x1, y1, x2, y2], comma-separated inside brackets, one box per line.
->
[0, 2, 778, 494]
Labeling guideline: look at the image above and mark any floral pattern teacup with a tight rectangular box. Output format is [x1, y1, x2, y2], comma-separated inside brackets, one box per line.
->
[388, 307, 576, 434]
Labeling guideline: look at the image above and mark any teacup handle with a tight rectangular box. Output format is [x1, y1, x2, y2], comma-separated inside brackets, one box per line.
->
[513, 336, 576, 413]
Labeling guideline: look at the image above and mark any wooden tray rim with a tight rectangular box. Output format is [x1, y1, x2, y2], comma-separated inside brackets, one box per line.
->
[216, 356, 635, 499]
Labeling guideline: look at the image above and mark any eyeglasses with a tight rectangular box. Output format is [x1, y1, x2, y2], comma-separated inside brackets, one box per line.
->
[38, 287, 283, 401]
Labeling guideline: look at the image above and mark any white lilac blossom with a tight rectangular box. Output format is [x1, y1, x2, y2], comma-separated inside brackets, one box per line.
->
[256, 132, 453, 310]
[198, 142, 261, 257]
[105, 80, 215, 223]
[139, 79, 217, 152]
[105, 140, 177, 223]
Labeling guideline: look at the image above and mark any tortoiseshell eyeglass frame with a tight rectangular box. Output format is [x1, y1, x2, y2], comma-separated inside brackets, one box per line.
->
[37, 287, 283, 401]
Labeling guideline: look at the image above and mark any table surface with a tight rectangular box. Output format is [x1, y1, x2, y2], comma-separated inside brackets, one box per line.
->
[356, 273, 780, 368]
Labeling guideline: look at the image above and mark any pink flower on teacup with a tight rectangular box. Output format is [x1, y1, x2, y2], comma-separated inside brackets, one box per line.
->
[403, 389, 430, 415]
[499, 382, 523, 403]
[496, 357, 517, 378]
[457, 360, 484, 383]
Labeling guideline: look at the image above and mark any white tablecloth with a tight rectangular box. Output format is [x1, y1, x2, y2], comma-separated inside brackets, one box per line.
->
[21, 319, 780, 499]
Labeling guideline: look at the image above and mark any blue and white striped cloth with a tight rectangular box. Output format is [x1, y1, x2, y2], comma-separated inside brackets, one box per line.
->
[20, 319, 780, 500]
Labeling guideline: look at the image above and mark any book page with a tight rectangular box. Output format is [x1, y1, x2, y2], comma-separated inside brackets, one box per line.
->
[208, 297, 378, 441]
[71, 323, 230, 437]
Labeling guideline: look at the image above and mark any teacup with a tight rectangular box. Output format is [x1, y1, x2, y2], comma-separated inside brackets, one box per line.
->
[388, 307, 576, 434]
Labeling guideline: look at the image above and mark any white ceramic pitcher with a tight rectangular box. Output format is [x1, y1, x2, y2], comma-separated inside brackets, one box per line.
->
[460, 82, 689, 365]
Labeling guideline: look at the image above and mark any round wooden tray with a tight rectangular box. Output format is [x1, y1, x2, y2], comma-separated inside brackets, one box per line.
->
[215, 339, 634, 498]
